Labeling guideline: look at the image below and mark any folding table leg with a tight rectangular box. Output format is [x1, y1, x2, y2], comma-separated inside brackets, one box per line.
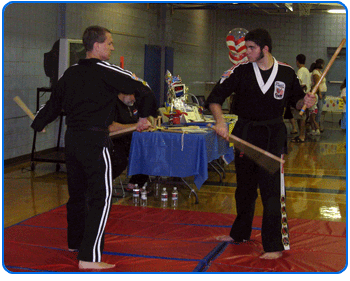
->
[209, 162, 223, 183]
[213, 159, 226, 179]
[180, 178, 199, 204]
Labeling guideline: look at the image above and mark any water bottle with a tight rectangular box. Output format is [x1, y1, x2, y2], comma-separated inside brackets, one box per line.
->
[171, 187, 179, 208]
[140, 184, 147, 207]
[154, 183, 160, 199]
[133, 184, 140, 205]
[161, 187, 168, 208]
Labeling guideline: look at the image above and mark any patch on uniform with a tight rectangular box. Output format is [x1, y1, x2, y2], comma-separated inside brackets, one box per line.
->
[133, 109, 138, 115]
[131, 73, 140, 81]
[220, 69, 233, 84]
[220, 64, 238, 84]
[274, 81, 285, 100]
[131, 73, 149, 87]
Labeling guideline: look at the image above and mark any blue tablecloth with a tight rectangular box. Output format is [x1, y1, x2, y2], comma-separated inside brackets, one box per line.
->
[128, 130, 234, 189]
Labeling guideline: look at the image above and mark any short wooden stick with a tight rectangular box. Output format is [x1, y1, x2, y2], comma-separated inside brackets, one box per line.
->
[109, 125, 137, 138]
[13, 96, 36, 120]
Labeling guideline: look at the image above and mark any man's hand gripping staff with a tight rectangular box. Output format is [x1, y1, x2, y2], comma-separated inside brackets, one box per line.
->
[109, 117, 152, 139]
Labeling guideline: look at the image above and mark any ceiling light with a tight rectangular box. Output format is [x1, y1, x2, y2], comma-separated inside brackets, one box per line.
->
[327, 9, 346, 14]
[285, 3, 293, 12]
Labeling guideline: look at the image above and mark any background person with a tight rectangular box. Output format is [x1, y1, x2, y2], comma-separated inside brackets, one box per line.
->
[308, 94, 320, 135]
[283, 103, 298, 135]
[109, 92, 156, 191]
[310, 59, 327, 131]
[291, 54, 312, 143]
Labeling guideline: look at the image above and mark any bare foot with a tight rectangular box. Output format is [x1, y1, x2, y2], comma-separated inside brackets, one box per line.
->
[79, 260, 115, 270]
[259, 251, 283, 259]
[216, 235, 234, 242]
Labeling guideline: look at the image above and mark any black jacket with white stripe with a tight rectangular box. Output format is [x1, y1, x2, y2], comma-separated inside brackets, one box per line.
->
[31, 58, 157, 135]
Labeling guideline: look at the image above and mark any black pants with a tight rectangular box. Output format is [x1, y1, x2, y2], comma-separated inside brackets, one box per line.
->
[230, 151, 289, 252]
[229, 119, 290, 252]
[65, 130, 112, 262]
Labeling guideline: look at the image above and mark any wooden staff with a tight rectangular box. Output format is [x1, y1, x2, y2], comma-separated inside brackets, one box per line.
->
[110, 117, 159, 138]
[228, 133, 285, 164]
[13, 96, 36, 120]
[208, 124, 284, 173]
[300, 38, 346, 115]
[13, 96, 46, 133]
[208, 124, 284, 164]
[109, 124, 137, 138]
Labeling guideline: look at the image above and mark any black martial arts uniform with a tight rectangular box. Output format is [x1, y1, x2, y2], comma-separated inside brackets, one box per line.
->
[206, 58, 305, 252]
[111, 98, 153, 186]
[31, 58, 157, 262]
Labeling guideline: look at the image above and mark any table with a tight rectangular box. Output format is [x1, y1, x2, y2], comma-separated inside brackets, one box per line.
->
[127, 129, 234, 203]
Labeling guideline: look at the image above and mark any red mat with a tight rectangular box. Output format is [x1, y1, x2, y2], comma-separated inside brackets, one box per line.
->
[3, 205, 347, 273]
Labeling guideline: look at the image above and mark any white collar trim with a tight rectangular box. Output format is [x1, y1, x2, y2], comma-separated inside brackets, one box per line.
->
[253, 57, 278, 94]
